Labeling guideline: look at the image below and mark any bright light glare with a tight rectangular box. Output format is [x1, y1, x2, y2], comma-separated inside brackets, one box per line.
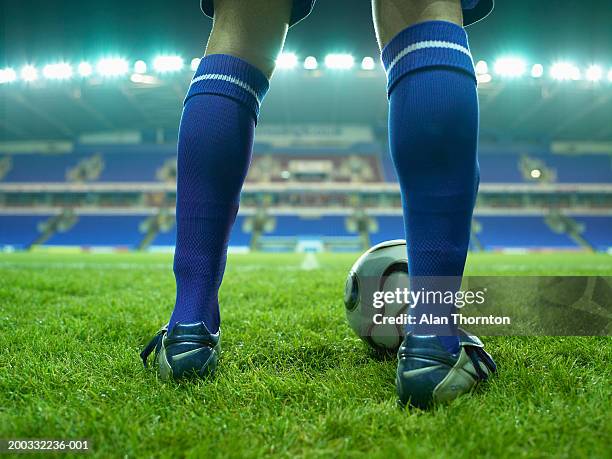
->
[0, 68, 17, 84]
[585, 65, 603, 82]
[324, 54, 354, 70]
[276, 52, 298, 70]
[493, 57, 526, 77]
[303, 56, 318, 70]
[550, 62, 581, 81]
[477, 73, 492, 84]
[608, 69, 612, 82]
[531, 64, 544, 78]
[43, 63, 73, 80]
[78, 62, 93, 77]
[190, 58, 201, 71]
[134, 60, 147, 74]
[361, 57, 375, 70]
[153, 55, 184, 73]
[530, 169, 542, 179]
[131, 73, 157, 85]
[475, 60, 488, 75]
[97, 58, 129, 77]
[21, 65, 38, 82]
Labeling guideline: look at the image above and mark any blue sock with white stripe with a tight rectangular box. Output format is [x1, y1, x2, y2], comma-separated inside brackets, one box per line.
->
[382, 21, 479, 354]
[169, 54, 269, 334]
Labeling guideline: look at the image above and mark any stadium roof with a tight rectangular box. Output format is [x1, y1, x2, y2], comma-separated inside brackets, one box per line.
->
[1, 64, 611, 143]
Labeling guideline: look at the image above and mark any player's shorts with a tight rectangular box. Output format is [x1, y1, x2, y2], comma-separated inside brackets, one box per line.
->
[200, 0, 493, 28]
[201, 0, 315, 27]
[463, 0, 494, 26]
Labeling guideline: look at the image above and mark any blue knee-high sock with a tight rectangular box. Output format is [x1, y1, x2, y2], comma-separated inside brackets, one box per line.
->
[169, 54, 269, 334]
[382, 21, 479, 353]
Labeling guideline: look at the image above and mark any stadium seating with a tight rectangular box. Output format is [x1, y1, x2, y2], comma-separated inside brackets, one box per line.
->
[369, 215, 405, 244]
[44, 215, 148, 248]
[2, 155, 78, 182]
[0, 215, 51, 249]
[572, 216, 612, 252]
[545, 156, 612, 183]
[268, 215, 353, 237]
[475, 216, 578, 250]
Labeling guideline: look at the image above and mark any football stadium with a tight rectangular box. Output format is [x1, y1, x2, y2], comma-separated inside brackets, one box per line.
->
[1, 0, 611, 457]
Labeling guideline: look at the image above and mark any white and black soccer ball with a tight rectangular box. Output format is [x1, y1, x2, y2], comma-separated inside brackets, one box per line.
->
[344, 240, 410, 354]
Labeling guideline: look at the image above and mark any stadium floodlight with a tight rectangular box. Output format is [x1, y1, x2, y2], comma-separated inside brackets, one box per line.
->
[78, 62, 93, 77]
[276, 52, 298, 69]
[0, 68, 17, 84]
[130, 73, 157, 85]
[361, 57, 375, 70]
[550, 61, 581, 81]
[96, 57, 129, 77]
[477, 73, 492, 84]
[324, 54, 355, 70]
[493, 57, 526, 77]
[153, 55, 184, 73]
[585, 65, 603, 82]
[21, 65, 38, 82]
[42, 63, 73, 80]
[190, 58, 201, 71]
[475, 60, 488, 75]
[303, 56, 318, 70]
[133, 60, 148, 74]
[531, 64, 544, 78]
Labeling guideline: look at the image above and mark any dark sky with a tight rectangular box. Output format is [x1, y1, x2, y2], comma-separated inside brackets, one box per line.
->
[1, 0, 611, 65]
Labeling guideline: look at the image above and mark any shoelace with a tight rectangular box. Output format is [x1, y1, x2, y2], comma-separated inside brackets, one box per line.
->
[140, 325, 168, 368]
[465, 345, 497, 380]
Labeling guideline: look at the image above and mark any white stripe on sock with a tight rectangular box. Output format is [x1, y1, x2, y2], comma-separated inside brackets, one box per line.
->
[386, 40, 472, 75]
[190, 73, 261, 106]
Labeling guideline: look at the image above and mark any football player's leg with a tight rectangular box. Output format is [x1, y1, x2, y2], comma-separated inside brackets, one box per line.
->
[374, 0, 478, 353]
[170, 0, 292, 335]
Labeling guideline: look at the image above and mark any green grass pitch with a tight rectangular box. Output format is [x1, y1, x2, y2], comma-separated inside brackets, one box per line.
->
[0, 252, 610, 458]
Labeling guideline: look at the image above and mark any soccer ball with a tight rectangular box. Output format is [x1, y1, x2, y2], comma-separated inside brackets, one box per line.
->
[344, 240, 409, 354]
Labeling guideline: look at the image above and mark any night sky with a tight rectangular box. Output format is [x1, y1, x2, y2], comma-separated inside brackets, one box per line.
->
[2, 0, 611, 65]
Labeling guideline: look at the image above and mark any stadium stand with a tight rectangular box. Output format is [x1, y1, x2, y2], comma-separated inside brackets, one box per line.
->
[44, 215, 148, 248]
[268, 215, 353, 237]
[0, 214, 52, 249]
[572, 216, 612, 252]
[369, 215, 406, 245]
[476, 216, 579, 250]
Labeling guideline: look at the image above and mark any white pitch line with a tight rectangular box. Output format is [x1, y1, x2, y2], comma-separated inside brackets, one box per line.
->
[300, 252, 320, 271]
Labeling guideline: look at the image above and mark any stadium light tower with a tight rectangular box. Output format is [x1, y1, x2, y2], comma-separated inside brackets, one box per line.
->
[550, 61, 581, 81]
[276, 52, 298, 70]
[133, 60, 148, 74]
[153, 55, 184, 73]
[190, 58, 201, 71]
[77, 62, 93, 77]
[361, 57, 375, 70]
[325, 54, 355, 70]
[585, 65, 603, 82]
[20, 65, 38, 82]
[97, 57, 129, 77]
[42, 63, 73, 80]
[531, 64, 544, 78]
[303, 56, 318, 70]
[475, 60, 488, 75]
[493, 57, 527, 78]
[0, 68, 17, 84]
